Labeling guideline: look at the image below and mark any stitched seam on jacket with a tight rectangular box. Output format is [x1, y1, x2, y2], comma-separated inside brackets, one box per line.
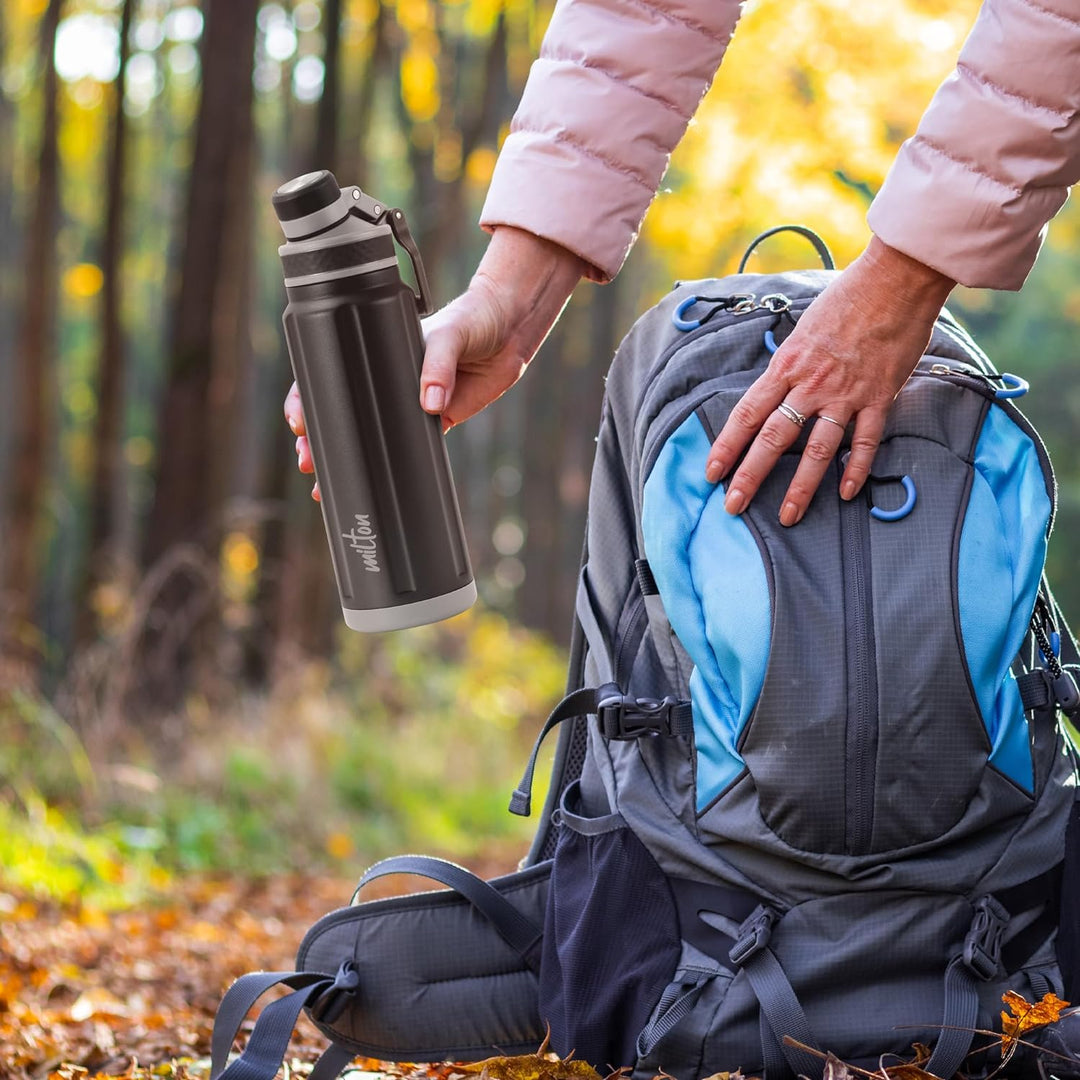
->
[549, 0, 734, 48]
[957, 60, 1074, 122]
[1015, 0, 1080, 31]
[913, 137, 1025, 197]
[540, 49, 688, 118]
[507, 123, 658, 193]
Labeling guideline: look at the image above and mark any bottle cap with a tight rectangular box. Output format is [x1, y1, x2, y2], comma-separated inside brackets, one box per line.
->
[272, 170, 341, 222]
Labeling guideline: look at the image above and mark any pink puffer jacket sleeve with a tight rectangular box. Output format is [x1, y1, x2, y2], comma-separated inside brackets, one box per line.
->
[479, 0, 744, 282]
[868, 0, 1080, 291]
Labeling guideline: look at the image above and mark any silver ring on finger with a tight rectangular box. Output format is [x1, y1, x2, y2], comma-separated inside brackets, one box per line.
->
[776, 402, 807, 428]
[816, 413, 846, 429]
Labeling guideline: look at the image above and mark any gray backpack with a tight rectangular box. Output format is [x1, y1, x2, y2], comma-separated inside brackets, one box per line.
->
[212, 230, 1080, 1080]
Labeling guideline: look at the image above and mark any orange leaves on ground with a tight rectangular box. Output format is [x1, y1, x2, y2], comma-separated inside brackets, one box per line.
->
[1000, 989, 1070, 1052]
[0, 875, 352, 1079]
[1, 883, 1074, 1080]
[460, 1029, 604, 1080]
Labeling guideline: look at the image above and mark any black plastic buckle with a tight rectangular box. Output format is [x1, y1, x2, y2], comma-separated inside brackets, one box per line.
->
[1053, 669, 1080, 716]
[728, 905, 778, 968]
[963, 895, 1009, 981]
[597, 693, 681, 740]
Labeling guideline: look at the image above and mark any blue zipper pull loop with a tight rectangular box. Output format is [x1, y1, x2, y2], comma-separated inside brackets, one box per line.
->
[764, 328, 779, 355]
[673, 296, 703, 332]
[868, 475, 917, 522]
[672, 293, 759, 332]
[994, 373, 1029, 399]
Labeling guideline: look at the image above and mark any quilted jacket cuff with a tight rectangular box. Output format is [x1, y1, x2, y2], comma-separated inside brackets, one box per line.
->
[480, 129, 658, 284]
[868, 137, 1065, 292]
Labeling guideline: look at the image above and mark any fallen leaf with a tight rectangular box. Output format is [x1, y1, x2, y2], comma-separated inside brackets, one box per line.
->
[460, 1055, 601, 1080]
[69, 988, 129, 1022]
[1000, 990, 1070, 1052]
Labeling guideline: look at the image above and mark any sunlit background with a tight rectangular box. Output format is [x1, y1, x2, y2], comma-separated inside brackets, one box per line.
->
[1, 0, 1079, 898]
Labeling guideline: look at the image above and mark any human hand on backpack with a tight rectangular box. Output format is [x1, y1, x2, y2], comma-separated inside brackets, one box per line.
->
[285, 226, 586, 502]
[704, 236, 956, 526]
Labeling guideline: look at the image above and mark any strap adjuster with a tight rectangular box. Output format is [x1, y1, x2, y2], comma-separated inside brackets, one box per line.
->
[311, 960, 361, 1024]
[1053, 669, 1080, 715]
[597, 691, 689, 740]
[728, 905, 778, 967]
[963, 895, 1009, 981]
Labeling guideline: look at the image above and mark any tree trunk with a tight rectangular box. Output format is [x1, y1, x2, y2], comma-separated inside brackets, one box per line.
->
[264, 0, 347, 666]
[340, 1, 388, 191]
[1, 0, 64, 678]
[519, 321, 569, 638]
[315, 0, 342, 170]
[142, 0, 259, 571]
[0, 3, 18, 528]
[425, 12, 508, 285]
[77, 0, 137, 649]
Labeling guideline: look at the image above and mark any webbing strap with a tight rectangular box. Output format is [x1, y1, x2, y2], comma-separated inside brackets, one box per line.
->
[212, 970, 330, 1078]
[924, 958, 980, 1079]
[759, 1008, 793, 1080]
[509, 687, 606, 817]
[636, 970, 711, 1058]
[1019, 669, 1052, 711]
[309, 1042, 360, 1080]
[740, 945, 823, 1079]
[214, 975, 346, 1080]
[353, 854, 543, 969]
[509, 685, 693, 816]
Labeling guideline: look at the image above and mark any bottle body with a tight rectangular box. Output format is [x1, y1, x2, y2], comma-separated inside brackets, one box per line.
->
[282, 264, 475, 631]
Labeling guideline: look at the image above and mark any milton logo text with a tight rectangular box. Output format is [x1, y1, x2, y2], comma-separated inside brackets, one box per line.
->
[342, 514, 380, 572]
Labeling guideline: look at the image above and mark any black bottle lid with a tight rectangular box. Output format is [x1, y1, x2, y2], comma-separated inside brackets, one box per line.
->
[272, 170, 341, 222]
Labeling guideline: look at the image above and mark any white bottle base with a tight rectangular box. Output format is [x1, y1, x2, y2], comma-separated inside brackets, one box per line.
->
[342, 579, 477, 633]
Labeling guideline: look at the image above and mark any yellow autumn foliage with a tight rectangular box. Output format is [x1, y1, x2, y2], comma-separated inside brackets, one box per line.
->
[645, 0, 984, 277]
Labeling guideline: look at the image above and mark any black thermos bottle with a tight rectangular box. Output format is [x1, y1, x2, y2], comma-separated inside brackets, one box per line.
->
[271, 170, 475, 632]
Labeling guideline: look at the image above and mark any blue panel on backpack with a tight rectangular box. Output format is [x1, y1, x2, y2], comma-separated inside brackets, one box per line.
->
[642, 412, 770, 810]
[958, 404, 1051, 793]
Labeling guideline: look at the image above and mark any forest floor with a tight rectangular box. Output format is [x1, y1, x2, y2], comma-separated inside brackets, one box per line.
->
[0, 863, 515, 1080]
[1, 868, 1069, 1080]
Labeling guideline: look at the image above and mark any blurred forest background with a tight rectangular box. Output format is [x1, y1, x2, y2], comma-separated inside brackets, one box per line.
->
[1, 0, 1079, 903]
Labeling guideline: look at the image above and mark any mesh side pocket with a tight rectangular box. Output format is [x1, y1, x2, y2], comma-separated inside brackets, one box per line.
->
[539, 781, 681, 1070]
[1057, 795, 1080, 1001]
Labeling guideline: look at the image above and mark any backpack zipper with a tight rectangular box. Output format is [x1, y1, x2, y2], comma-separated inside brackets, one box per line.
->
[839, 463, 878, 856]
[613, 590, 647, 687]
[634, 299, 817, 451]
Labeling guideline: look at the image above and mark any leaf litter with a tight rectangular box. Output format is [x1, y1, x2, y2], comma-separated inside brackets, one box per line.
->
[0, 879, 1074, 1080]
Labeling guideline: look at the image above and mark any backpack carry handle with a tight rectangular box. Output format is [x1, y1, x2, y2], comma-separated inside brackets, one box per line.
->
[738, 225, 835, 274]
[352, 854, 544, 967]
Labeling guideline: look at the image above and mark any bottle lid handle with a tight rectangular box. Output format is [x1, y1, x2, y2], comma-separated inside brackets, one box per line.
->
[385, 208, 434, 317]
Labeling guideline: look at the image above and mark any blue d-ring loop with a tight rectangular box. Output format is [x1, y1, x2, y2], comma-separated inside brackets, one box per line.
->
[994, 373, 1029, 399]
[673, 296, 702, 332]
[764, 329, 779, 354]
[870, 475, 917, 522]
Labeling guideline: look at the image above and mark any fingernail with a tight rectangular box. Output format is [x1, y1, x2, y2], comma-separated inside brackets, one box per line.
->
[424, 386, 445, 412]
[312, 483, 321, 502]
[725, 488, 746, 515]
[287, 414, 298, 434]
[705, 460, 722, 484]
[841, 480, 857, 501]
[780, 501, 801, 527]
